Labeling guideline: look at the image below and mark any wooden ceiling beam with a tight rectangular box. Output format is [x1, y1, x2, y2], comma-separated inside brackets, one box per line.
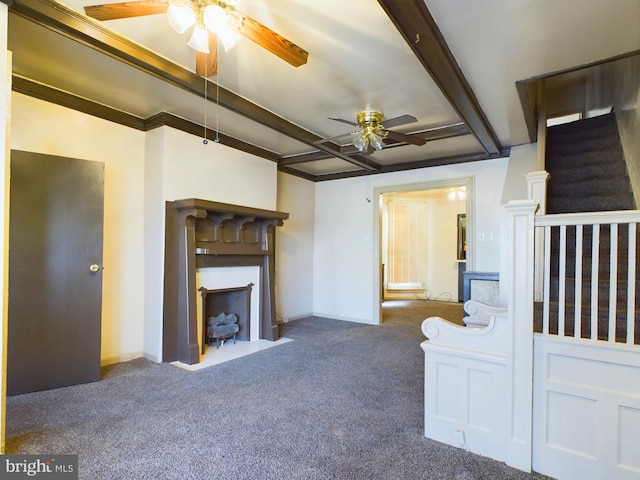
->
[378, 0, 502, 156]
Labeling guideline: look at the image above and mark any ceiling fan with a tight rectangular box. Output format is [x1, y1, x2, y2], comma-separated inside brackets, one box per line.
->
[316, 110, 427, 155]
[83, 0, 309, 77]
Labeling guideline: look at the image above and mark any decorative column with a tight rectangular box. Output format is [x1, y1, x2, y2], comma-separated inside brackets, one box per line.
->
[503, 199, 538, 472]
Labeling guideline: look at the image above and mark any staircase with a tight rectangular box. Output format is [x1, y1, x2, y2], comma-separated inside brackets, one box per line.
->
[546, 112, 634, 213]
[537, 112, 639, 344]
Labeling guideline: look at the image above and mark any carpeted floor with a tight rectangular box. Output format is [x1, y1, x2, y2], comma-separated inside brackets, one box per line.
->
[5, 300, 550, 479]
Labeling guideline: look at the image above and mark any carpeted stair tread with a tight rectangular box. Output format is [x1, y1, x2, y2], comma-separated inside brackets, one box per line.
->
[546, 133, 622, 156]
[547, 176, 631, 197]
[548, 258, 640, 282]
[547, 194, 635, 213]
[545, 144, 625, 169]
[547, 278, 636, 308]
[534, 301, 640, 343]
[546, 159, 627, 183]
[547, 112, 618, 139]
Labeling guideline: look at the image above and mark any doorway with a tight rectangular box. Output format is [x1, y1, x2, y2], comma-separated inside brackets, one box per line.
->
[373, 177, 474, 324]
[7, 151, 104, 395]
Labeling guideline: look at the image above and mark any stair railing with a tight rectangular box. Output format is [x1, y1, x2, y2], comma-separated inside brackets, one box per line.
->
[535, 210, 640, 345]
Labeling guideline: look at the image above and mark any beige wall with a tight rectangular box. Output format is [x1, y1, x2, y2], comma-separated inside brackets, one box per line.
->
[11, 93, 147, 365]
[276, 172, 315, 321]
[11, 94, 144, 363]
[1, 3, 10, 453]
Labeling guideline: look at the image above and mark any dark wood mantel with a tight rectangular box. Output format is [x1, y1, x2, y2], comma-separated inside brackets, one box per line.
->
[163, 199, 289, 365]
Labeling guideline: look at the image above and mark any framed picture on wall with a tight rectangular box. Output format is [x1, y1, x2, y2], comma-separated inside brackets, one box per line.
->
[457, 213, 466, 261]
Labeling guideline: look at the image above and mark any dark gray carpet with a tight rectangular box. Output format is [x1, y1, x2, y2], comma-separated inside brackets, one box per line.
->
[6, 300, 550, 479]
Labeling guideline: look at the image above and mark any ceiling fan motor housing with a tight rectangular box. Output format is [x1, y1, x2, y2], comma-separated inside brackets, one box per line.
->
[357, 110, 384, 128]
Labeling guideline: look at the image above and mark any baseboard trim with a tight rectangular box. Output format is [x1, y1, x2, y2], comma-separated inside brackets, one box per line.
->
[101, 351, 144, 366]
[312, 312, 376, 325]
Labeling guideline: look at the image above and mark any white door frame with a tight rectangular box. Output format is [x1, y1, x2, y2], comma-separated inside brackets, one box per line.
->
[372, 176, 475, 324]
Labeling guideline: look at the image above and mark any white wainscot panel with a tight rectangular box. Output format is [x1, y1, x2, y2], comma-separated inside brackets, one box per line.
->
[533, 337, 640, 480]
[546, 391, 597, 457]
[425, 349, 508, 461]
[434, 362, 459, 422]
[618, 405, 640, 473]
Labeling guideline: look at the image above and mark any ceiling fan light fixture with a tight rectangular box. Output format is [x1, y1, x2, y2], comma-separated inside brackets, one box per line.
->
[218, 27, 241, 52]
[203, 5, 241, 52]
[188, 25, 210, 53]
[167, 4, 196, 34]
[352, 110, 386, 152]
[353, 133, 369, 152]
[203, 4, 226, 29]
[369, 132, 385, 150]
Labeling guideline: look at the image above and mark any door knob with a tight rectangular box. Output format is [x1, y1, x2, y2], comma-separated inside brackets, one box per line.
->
[89, 263, 102, 273]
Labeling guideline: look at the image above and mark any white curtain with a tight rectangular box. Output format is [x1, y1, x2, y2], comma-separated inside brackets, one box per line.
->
[386, 198, 428, 289]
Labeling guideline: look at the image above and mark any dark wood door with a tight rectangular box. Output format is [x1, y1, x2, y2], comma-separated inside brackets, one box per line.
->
[7, 150, 104, 395]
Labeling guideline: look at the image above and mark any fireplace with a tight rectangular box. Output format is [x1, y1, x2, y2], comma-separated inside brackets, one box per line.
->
[163, 199, 289, 365]
[199, 283, 253, 351]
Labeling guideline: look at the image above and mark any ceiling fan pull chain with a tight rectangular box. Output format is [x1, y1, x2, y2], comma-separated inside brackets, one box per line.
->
[215, 35, 220, 144]
[203, 73, 208, 144]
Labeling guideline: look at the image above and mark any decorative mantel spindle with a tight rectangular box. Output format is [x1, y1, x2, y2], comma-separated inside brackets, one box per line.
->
[163, 199, 289, 365]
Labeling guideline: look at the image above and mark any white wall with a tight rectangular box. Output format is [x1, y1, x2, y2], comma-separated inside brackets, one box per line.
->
[498, 143, 539, 307]
[427, 193, 465, 302]
[11, 94, 146, 365]
[500, 143, 538, 205]
[276, 172, 315, 321]
[161, 127, 278, 210]
[313, 158, 512, 324]
[143, 127, 165, 362]
[313, 176, 377, 323]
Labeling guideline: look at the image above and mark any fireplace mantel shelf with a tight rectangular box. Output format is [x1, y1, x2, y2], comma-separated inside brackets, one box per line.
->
[173, 198, 289, 221]
[163, 199, 289, 365]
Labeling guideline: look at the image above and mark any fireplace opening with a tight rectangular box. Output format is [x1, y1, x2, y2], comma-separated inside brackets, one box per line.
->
[199, 283, 253, 352]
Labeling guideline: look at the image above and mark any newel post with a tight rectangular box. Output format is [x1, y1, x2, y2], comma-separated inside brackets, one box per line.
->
[526, 171, 549, 302]
[503, 199, 538, 472]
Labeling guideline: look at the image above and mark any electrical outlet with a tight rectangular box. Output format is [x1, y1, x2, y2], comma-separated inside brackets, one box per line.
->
[453, 429, 465, 447]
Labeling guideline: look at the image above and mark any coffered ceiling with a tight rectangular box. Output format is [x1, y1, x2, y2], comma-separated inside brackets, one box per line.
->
[6, 0, 640, 181]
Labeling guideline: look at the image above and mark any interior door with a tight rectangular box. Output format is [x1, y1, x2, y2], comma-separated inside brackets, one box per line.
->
[7, 150, 104, 395]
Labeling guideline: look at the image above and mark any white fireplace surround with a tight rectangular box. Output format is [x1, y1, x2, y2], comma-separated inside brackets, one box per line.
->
[196, 266, 261, 344]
